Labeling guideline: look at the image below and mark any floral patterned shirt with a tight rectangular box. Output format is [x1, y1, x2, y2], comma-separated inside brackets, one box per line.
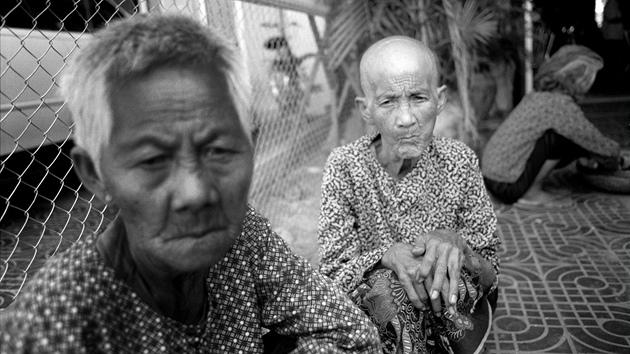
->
[482, 91, 620, 183]
[0, 206, 381, 354]
[318, 133, 500, 294]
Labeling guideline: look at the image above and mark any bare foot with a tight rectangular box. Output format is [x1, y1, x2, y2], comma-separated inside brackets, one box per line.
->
[515, 191, 573, 208]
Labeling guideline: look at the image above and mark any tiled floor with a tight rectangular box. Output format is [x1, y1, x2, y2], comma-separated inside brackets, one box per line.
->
[485, 168, 630, 353]
[482, 95, 630, 353]
[0, 96, 628, 353]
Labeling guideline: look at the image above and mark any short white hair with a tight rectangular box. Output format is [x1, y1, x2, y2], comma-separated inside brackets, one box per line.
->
[59, 14, 252, 175]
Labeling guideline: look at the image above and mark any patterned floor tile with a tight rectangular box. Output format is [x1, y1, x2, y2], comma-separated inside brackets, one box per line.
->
[485, 168, 630, 354]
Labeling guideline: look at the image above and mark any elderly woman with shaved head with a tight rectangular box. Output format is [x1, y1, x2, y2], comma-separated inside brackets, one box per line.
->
[0, 14, 382, 354]
[318, 36, 500, 354]
[482, 45, 623, 208]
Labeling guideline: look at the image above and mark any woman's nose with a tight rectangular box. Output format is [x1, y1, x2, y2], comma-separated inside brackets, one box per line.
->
[396, 104, 416, 127]
[171, 166, 218, 212]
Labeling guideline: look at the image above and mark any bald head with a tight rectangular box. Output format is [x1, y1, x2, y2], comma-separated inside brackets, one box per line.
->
[359, 36, 440, 97]
[354, 36, 447, 161]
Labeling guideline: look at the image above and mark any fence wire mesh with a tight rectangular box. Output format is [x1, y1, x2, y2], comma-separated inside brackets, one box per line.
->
[1, 0, 334, 308]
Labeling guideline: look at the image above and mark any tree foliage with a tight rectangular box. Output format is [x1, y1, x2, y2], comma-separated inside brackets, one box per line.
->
[324, 0, 510, 145]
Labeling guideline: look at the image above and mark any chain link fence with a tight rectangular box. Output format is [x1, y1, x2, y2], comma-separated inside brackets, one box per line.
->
[1, 0, 335, 308]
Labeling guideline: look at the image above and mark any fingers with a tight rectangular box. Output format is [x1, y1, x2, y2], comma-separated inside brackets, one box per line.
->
[398, 272, 427, 310]
[447, 250, 461, 309]
[414, 282, 430, 311]
[424, 274, 443, 316]
[414, 269, 430, 309]
[411, 234, 426, 256]
[426, 242, 451, 301]
[440, 280, 456, 316]
[418, 239, 437, 277]
[422, 243, 464, 317]
[383, 243, 430, 310]
[411, 246, 424, 257]
[425, 271, 460, 317]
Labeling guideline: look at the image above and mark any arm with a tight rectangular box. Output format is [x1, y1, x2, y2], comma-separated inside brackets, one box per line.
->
[552, 95, 620, 158]
[453, 150, 500, 294]
[0, 297, 50, 354]
[318, 151, 392, 293]
[412, 147, 499, 312]
[378, 242, 432, 310]
[0, 264, 90, 354]
[257, 226, 381, 353]
[319, 151, 434, 311]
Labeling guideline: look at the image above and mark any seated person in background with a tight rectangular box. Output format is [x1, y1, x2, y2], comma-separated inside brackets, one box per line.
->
[482, 45, 622, 208]
[0, 14, 381, 354]
[318, 36, 500, 354]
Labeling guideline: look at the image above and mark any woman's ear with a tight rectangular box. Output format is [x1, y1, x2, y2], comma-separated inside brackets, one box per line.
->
[71, 146, 108, 202]
[436, 85, 448, 114]
[355, 97, 374, 125]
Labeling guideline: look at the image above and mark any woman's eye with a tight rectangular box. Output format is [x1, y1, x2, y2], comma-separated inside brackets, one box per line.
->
[140, 155, 169, 167]
[204, 146, 232, 157]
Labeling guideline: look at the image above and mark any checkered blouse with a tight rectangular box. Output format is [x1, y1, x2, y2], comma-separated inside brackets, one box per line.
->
[0, 206, 381, 354]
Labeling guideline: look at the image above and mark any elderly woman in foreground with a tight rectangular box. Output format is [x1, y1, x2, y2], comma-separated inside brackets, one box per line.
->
[0, 15, 381, 353]
[318, 36, 500, 354]
[482, 45, 623, 208]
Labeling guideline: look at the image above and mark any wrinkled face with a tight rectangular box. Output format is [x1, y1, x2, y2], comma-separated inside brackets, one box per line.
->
[99, 67, 253, 273]
[360, 51, 446, 160]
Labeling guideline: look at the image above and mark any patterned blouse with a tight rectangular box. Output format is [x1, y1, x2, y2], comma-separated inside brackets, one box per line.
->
[482, 91, 620, 183]
[318, 133, 500, 294]
[0, 206, 381, 354]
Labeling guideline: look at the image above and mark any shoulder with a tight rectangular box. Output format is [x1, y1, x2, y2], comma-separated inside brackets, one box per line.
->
[531, 91, 577, 108]
[323, 135, 374, 189]
[237, 205, 312, 278]
[239, 205, 291, 257]
[429, 137, 481, 180]
[17, 236, 101, 302]
[327, 134, 374, 166]
[432, 136, 478, 164]
[242, 204, 273, 237]
[1, 236, 102, 335]
[239, 205, 276, 254]
[510, 91, 574, 111]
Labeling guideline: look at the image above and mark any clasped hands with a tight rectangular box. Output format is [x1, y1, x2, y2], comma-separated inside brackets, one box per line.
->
[380, 229, 478, 316]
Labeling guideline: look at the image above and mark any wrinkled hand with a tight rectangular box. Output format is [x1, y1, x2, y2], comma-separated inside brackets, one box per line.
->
[380, 243, 431, 310]
[411, 229, 469, 315]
